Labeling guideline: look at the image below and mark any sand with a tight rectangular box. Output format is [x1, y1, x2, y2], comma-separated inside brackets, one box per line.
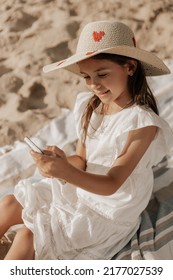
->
[0, 0, 173, 259]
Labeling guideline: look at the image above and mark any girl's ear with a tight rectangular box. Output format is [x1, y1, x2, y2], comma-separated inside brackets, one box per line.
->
[127, 59, 137, 76]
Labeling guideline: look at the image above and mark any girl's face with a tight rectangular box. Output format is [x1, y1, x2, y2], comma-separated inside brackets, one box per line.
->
[78, 58, 133, 110]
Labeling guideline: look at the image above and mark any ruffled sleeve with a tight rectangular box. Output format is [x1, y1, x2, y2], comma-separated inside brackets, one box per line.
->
[115, 105, 173, 167]
[73, 92, 92, 141]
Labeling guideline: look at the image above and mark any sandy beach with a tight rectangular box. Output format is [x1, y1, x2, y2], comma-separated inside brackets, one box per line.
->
[0, 0, 173, 259]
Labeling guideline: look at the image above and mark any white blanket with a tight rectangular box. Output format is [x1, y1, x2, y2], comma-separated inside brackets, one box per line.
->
[0, 109, 77, 198]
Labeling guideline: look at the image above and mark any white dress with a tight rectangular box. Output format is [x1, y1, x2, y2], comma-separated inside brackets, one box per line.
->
[14, 92, 173, 260]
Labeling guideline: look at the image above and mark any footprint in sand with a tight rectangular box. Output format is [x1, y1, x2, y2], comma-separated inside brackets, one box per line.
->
[66, 21, 80, 38]
[0, 65, 12, 77]
[45, 41, 72, 62]
[0, 72, 23, 93]
[17, 82, 47, 112]
[7, 10, 37, 32]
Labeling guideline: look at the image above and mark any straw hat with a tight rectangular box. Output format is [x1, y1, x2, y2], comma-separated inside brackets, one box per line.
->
[43, 21, 170, 76]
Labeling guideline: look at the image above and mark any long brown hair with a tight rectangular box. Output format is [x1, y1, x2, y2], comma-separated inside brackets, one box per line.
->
[81, 53, 159, 142]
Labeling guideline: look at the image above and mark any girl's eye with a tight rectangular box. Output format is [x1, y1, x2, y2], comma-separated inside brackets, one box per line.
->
[82, 73, 108, 80]
[83, 76, 90, 80]
[98, 73, 108, 78]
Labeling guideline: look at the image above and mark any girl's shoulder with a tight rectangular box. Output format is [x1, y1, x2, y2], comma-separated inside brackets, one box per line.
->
[103, 103, 163, 131]
[129, 104, 166, 128]
[117, 103, 164, 126]
[117, 104, 173, 138]
[118, 104, 173, 155]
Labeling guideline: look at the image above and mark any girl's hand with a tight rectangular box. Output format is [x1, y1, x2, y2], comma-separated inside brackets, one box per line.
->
[45, 145, 66, 158]
[30, 146, 69, 179]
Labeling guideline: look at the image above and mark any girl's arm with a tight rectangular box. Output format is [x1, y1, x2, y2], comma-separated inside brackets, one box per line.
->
[31, 126, 157, 195]
[67, 140, 86, 170]
[63, 126, 157, 195]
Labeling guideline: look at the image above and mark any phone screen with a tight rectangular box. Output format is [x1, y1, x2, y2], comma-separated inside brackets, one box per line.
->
[24, 137, 44, 154]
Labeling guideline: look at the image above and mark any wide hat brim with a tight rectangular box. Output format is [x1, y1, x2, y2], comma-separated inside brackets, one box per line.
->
[43, 45, 170, 77]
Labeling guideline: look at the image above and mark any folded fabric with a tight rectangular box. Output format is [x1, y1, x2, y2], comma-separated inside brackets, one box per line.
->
[0, 109, 77, 199]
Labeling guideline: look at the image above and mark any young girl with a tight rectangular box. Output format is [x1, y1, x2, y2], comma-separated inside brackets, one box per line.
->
[1, 21, 173, 260]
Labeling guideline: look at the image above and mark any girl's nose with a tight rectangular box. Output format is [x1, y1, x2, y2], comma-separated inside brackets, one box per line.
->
[89, 78, 101, 90]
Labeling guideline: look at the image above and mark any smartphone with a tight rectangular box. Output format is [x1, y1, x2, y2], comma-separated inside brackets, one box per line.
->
[24, 136, 44, 154]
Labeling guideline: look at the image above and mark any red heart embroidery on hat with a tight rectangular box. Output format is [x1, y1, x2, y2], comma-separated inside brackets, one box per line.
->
[86, 50, 97, 55]
[132, 37, 136, 47]
[93, 31, 105, 42]
[57, 59, 66, 67]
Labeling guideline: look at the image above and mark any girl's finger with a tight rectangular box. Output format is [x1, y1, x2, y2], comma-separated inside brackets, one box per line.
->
[46, 145, 57, 151]
[45, 146, 65, 157]
[30, 150, 43, 159]
[42, 149, 55, 156]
